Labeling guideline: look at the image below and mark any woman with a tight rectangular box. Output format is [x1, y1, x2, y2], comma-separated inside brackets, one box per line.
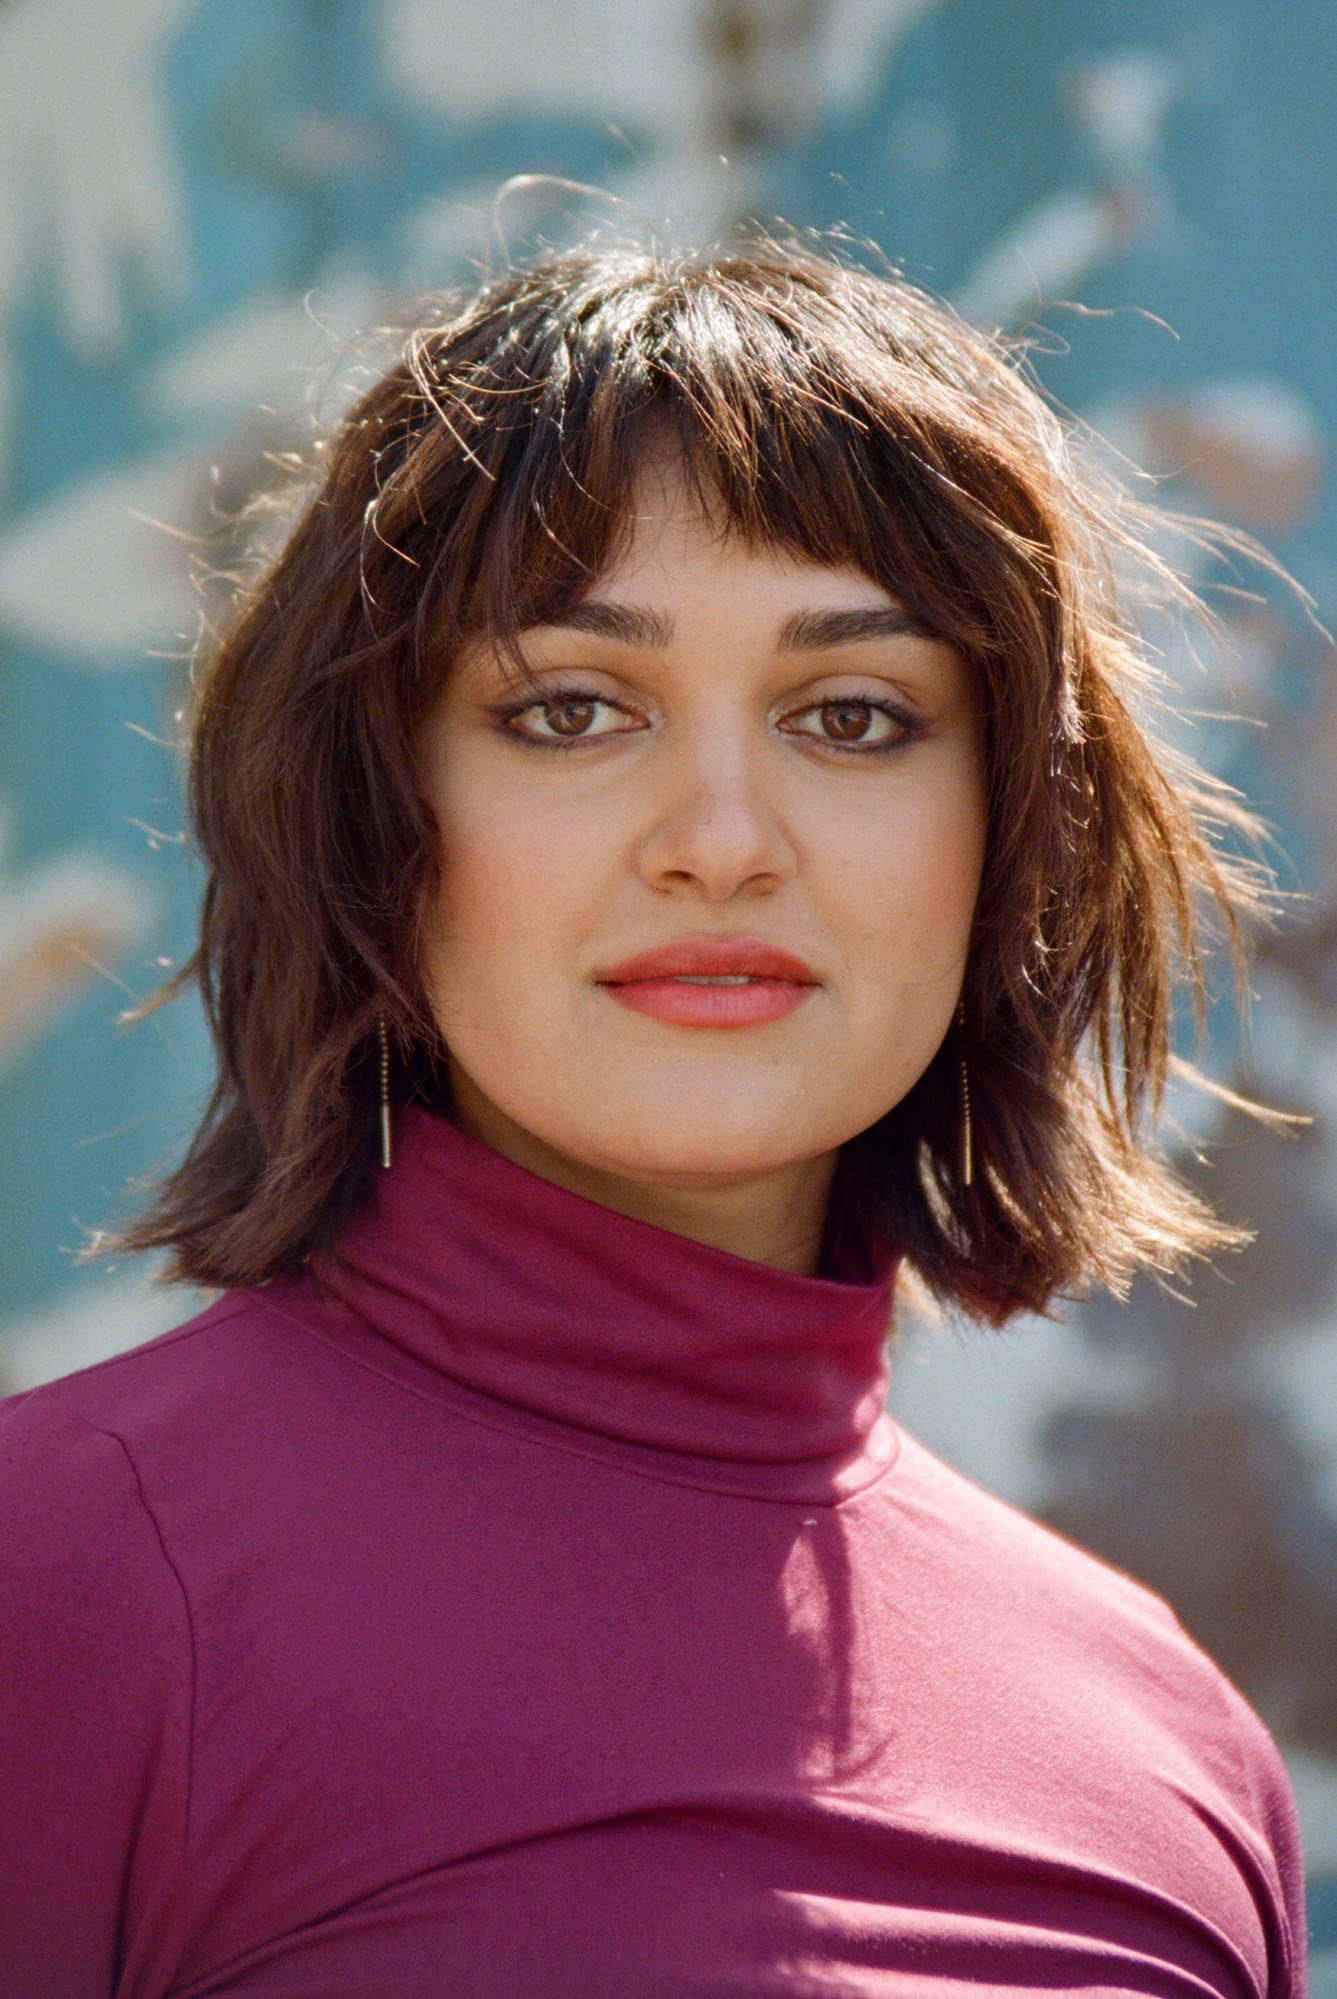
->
[1, 243, 1307, 1996]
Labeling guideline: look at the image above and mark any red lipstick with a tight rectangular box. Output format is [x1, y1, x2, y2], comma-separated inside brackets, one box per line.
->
[597, 937, 820, 1029]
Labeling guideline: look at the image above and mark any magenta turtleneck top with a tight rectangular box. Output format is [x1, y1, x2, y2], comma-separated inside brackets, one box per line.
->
[0, 1108, 1307, 1997]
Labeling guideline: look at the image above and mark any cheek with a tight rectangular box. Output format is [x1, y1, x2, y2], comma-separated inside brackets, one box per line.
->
[817, 768, 986, 984]
[421, 771, 607, 1005]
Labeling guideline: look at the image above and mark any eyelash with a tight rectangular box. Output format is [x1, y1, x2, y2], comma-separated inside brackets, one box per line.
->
[495, 688, 642, 748]
[495, 688, 925, 753]
[781, 696, 923, 753]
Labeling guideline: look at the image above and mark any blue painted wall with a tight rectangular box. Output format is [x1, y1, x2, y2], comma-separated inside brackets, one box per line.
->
[1, 0, 1334, 1919]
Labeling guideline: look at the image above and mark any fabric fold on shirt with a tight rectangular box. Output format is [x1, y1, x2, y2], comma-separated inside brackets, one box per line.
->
[314, 1104, 897, 1470]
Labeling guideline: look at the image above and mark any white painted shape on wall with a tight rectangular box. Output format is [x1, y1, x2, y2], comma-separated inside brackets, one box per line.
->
[0, 0, 196, 356]
[400, 155, 754, 280]
[148, 269, 388, 429]
[954, 42, 1188, 332]
[0, 1263, 202, 1395]
[566, 151, 758, 246]
[396, 178, 534, 286]
[952, 186, 1154, 329]
[808, 0, 945, 120]
[0, 0, 199, 495]
[380, 0, 709, 136]
[1068, 47, 1181, 182]
[379, 0, 941, 144]
[0, 443, 209, 660]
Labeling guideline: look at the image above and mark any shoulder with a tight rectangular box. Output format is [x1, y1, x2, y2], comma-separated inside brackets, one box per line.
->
[0, 1282, 332, 1574]
[889, 1422, 1198, 1641]
[0, 1278, 356, 1745]
[883, 1424, 1303, 1807]
[1, 1277, 336, 1466]
[882, 1431, 1307, 1990]
[0, 1293, 246, 1584]
[888, 1426, 1305, 1860]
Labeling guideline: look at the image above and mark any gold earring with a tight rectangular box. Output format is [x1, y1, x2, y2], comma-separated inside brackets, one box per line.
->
[377, 1016, 393, 1170]
[957, 1001, 973, 1189]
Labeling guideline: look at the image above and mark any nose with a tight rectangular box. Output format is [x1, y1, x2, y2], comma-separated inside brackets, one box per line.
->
[635, 730, 798, 902]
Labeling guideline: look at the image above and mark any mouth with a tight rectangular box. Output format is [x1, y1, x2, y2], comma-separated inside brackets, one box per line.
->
[596, 937, 820, 1030]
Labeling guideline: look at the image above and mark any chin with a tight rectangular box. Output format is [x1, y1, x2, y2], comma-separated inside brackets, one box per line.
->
[568, 1110, 839, 1188]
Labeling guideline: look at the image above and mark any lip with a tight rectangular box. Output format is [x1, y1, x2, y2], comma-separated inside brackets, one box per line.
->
[597, 936, 820, 1030]
[599, 938, 820, 985]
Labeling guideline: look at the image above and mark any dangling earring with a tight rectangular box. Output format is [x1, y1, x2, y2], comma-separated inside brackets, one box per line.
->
[377, 1015, 393, 1170]
[957, 999, 973, 1189]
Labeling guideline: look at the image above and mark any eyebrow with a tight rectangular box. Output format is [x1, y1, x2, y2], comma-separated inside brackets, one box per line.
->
[776, 606, 939, 650]
[543, 602, 674, 647]
[540, 601, 937, 650]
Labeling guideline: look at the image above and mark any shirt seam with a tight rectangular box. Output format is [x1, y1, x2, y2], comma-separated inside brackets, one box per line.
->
[96, 1422, 198, 1985]
[251, 1288, 901, 1514]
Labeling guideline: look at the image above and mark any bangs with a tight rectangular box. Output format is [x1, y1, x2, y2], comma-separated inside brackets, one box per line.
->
[386, 254, 1066, 684]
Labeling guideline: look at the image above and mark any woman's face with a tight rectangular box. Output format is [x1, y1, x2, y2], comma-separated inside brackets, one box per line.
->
[418, 459, 987, 1214]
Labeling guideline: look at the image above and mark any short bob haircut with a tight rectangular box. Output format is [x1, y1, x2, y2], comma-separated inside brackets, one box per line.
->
[119, 239, 1266, 1322]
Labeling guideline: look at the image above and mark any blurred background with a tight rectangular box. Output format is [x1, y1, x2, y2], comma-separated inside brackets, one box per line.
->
[0, 0, 1334, 1964]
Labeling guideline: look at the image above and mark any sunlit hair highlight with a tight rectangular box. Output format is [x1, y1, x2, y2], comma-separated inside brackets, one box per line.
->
[114, 237, 1271, 1321]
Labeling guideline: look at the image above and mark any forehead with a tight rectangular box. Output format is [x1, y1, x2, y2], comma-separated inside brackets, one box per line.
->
[573, 448, 902, 617]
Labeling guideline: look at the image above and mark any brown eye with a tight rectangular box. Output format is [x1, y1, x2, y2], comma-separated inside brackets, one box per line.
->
[545, 699, 597, 737]
[821, 701, 877, 742]
[505, 693, 643, 743]
[779, 697, 907, 749]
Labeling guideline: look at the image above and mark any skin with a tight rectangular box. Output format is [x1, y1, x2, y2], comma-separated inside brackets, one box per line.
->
[417, 457, 988, 1275]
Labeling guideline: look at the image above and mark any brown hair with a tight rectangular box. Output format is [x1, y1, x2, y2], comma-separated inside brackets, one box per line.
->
[116, 238, 1269, 1321]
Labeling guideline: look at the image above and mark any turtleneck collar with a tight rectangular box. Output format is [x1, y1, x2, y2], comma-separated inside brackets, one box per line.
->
[312, 1106, 898, 1499]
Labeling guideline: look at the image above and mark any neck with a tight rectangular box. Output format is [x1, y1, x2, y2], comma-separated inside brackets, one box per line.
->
[446, 1072, 837, 1276]
[314, 1103, 899, 1491]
